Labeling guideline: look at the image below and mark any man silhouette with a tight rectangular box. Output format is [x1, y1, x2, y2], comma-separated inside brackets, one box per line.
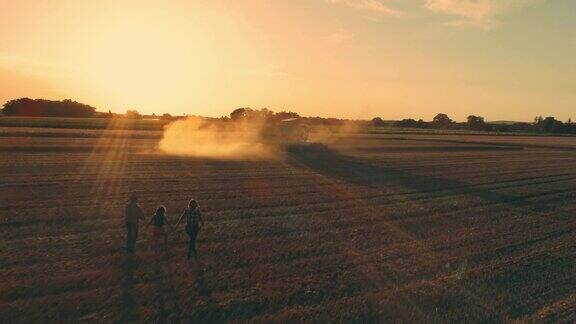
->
[125, 192, 145, 253]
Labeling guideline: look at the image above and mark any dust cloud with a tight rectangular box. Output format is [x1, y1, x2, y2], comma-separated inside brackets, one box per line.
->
[158, 117, 275, 160]
[307, 121, 360, 145]
[158, 117, 363, 160]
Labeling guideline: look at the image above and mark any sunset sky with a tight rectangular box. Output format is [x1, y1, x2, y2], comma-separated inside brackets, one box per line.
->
[0, 0, 574, 121]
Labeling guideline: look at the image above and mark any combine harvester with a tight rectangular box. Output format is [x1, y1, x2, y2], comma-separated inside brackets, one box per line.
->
[261, 118, 328, 152]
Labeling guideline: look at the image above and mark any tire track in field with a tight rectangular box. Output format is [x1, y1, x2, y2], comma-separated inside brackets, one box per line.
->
[283, 148, 576, 318]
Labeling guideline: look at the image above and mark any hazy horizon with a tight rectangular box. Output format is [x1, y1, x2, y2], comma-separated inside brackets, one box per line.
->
[1, 0, 574, 122]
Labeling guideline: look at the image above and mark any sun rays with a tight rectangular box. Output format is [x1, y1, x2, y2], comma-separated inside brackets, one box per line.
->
[76, 119, 133, 215]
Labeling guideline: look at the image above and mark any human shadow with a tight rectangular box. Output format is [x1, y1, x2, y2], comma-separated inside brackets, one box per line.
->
[186, 259, 220, 322]
[286, 147, 564, 213]
[120, 255, 138, 322]
[193, 262, 212, 301]
[151, 245, 183, 323]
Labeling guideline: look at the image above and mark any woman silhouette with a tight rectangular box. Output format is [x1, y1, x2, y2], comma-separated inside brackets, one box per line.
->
[175, 199, 204, 260]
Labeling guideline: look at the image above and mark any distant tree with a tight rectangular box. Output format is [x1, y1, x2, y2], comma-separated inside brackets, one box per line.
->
[539, 116, 563, 133]
[466, 115, 487, 130]
[125, 110, 141, 119]
[2, 98, 96, 117]
[230, 107, 280, 122]
[396, 118, 418, 128]
[230, 107, 250, 121]
[432, 113, 453, 129]
[274, 111, 300, 121]
[246, 109, 268, 122]
[254, 108, 274, 122]
[565, 119, 576, 134]
[161, 113, 172, 120]
[372, 117, 386, 127]
[534, 116, 544, 124]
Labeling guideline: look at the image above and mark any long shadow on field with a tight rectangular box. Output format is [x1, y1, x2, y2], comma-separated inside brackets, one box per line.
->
[152, 248, 183, 323]
[188, 261, 220, 322]
[287, 147, 557, 212]
[120, 256, 138, 322]
[287, 147, 575, 321]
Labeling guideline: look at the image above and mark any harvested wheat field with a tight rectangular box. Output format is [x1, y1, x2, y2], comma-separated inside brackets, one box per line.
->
[1, 127, 576, 322]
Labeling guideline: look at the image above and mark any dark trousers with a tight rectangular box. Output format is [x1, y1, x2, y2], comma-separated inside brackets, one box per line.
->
[126, 223, 138, 253]
[186, 224, 199, 259]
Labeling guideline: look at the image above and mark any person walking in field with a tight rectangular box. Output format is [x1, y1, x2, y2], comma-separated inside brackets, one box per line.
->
[125, 192, 145, 253]
[175, 199, 204, 260]
[148, 205, 169, 252]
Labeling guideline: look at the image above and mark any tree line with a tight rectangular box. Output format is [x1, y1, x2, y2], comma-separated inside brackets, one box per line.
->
[2, 98, 574, 135]
[0, 98, 170, 120]
[225, 107, 359, 129]
[372, 113, 576, 135]
[2, 98, 97, 117]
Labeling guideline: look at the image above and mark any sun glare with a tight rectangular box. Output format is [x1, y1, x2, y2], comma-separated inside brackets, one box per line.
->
[80, 20, 218, 110]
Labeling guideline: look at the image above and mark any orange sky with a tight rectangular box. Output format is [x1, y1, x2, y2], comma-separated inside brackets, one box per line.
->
[0, 0, 574, 121]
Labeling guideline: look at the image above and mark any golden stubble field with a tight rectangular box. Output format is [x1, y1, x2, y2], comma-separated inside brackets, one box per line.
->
[1, 126, 576, 322]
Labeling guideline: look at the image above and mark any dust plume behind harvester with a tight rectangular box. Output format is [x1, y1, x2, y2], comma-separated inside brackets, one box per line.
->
[158, 114, 331, 160]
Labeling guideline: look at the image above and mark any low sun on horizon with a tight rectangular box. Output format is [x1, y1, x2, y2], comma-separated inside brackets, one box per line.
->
[0, 0, 574, 121]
